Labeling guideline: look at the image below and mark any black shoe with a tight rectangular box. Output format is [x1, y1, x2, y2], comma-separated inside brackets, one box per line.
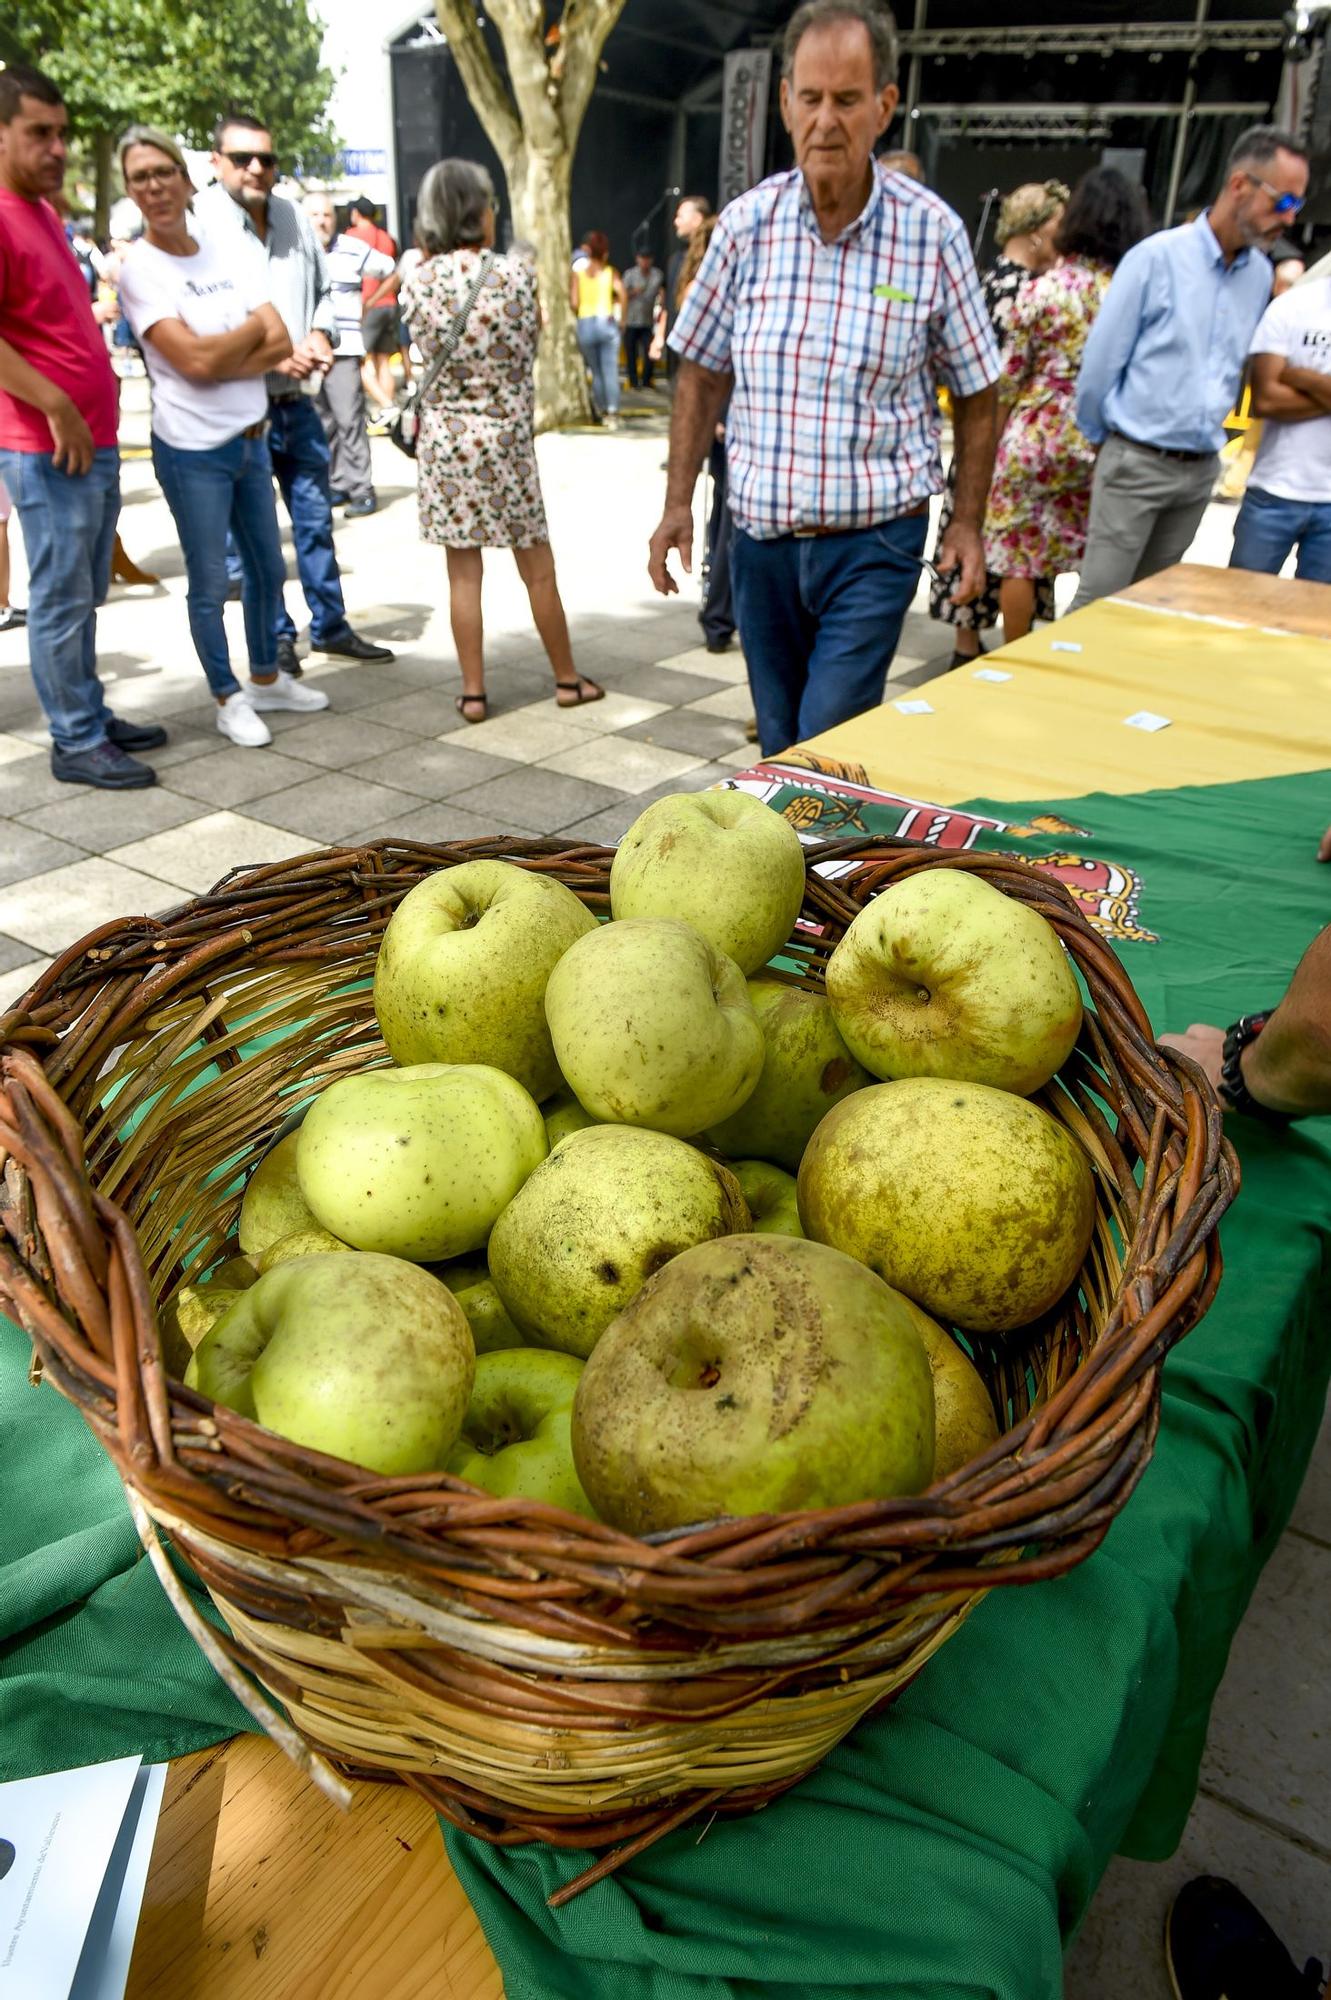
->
[315, 630, 395, 663]
[329, 489, 348, 507]
[344, 496, 377, 517]
[0, 605, 26, 631]
[51, 740, 157, 789]
[1165, 1877, 1326, 2000]
[276, 636, 302, 679]
[703, 633, 734, 655]
[106, 715, 169, 753]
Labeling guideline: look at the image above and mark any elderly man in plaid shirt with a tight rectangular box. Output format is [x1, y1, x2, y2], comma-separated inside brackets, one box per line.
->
[649, 0, 1000, 756]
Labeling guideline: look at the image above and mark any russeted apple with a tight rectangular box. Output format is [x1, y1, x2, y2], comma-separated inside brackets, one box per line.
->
[544, 917, 763, 1138]
[825, 870, 1083, 1098]
[571, 1235, 935, 1534]
[609, 790, 807, 975]
[706, 980, 871, 1170]
[444, 1349, 595, 1515]
[373, 860, 597, 1101]
[895, 1295, 1001, 1480]
[798, 1078, 1096, 1334]
[186, 1252, 474, 1476]
[488, 1124, 750, 1357]
[297, 1062, 546, 1262]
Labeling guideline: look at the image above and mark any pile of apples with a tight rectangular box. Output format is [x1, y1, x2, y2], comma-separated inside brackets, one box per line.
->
[171, 792, 1096, 1534]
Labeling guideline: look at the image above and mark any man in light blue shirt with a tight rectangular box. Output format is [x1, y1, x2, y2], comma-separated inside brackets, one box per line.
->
[1070, 126, 1309, 611]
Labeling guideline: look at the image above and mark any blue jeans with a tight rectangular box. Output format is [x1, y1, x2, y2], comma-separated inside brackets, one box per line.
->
[730, 513, 930, 756]
[576, 317, 620, 416]
[152, 429, 287, 699]
[263, 395, 352, 646]
[1230, 483, 1331, 585]
[0, 445, 119, 754]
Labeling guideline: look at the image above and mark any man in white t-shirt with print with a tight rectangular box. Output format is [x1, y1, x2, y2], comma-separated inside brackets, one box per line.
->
[304, 193, 391, 516]
[1230, 272, 1331, 583]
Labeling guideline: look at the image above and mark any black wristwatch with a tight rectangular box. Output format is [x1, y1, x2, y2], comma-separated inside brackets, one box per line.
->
[1219, 1011, 1290, 1124]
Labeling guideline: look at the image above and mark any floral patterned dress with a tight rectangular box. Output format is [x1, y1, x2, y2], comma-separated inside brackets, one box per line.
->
[400, 249, 549, 549]
[928, 258, 1055, 634]
[984, 256, 1111, 580]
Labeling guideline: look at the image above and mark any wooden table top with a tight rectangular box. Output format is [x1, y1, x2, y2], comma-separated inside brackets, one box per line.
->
[128, 558, 1326, 2000]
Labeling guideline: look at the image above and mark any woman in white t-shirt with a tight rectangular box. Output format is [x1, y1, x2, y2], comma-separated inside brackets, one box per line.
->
[116, 127, 329, 746]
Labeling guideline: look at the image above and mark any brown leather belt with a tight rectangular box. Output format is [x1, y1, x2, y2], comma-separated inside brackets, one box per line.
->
[792, 500, 928, 538]
[240, 419, 268, 439]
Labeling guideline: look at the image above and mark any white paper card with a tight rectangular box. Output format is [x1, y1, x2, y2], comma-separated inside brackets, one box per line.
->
[69, 1763, 167, 2000]
[893, 699, 934, 715]
[1123, 710, 1172, 732]
[972, 668, 1012, 683]
[0, 1756, 144, 2000]
[1050, 640, 1083, 653]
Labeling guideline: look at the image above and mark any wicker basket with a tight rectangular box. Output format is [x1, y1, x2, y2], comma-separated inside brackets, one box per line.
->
[0, 836, 1237, 1901]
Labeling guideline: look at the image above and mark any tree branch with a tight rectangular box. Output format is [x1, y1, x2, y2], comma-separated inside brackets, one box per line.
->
[433, 0, 523, 167]
[556, 0, 630, 151]
[485, 0, 563, 155]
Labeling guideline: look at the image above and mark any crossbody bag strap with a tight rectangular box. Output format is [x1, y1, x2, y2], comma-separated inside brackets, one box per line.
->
[412, 249, 494, 409]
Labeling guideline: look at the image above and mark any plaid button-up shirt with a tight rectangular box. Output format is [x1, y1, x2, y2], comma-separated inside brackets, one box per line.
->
[670, 164, 1000, 539]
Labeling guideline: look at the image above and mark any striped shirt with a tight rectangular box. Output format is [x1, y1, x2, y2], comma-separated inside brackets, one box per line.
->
[670, 164, 1000, 539]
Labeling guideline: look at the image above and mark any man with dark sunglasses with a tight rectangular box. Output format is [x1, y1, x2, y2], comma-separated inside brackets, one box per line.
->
[1071, 124, 1310, 611]
[194, 110, 394, 673]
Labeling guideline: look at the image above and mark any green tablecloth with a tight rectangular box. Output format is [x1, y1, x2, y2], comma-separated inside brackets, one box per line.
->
[3, 769, 1329, 2000]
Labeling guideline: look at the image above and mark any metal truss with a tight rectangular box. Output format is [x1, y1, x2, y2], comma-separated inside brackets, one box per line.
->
[898, 21, 1285, 59]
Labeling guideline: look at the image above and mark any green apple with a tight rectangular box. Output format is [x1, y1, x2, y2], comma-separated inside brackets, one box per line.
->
[238, 1131, 320, 1255]
[454, 1276, 525, 1353]
[543, 1090, 598, 1149]
[798, 1078, 1096, 1333]
[186, 1251, 474, 1475]
[571, 1234, 935, 1534]
[254, 1225, 352, 1273]
[705, 980, 871, 1170]
[489, 1124, 750, 1357]
[825, 869, 1083, 1097]
[609, 790, 806, 975]
[544, 917, 763, 1138]
[296, 1062, 546, 1262]
[895, 1295, 1001, 1481]
[732, 1159, 804, 1237]
[160, 1280, 249, 1379]
[444, 1349, 594, 1515]
[373, 860, 596, 1100]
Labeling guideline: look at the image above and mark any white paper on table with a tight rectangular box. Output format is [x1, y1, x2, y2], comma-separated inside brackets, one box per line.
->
[68, 1763, 167, 2000]
[1050, 640, 1083, 653]
[972, 668, 1012, 683]
[0, 1755, 146, 2000]
[893, 698, 934, 715]
[1123, 710, 1172, 732]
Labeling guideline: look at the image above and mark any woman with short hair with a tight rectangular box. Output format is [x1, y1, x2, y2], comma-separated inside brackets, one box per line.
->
[115, 126, 329, 745]
[401, 158, 600, 722]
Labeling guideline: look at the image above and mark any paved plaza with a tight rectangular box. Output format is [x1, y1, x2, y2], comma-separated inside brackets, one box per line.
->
[0, 386, 1325, 1994]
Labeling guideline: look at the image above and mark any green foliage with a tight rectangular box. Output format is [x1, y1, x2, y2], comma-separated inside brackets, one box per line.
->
[6, 0, 338, 165]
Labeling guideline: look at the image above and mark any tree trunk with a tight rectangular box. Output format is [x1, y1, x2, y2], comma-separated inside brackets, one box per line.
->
[93, 130, 114, 242]
[506, 144, 592, 434]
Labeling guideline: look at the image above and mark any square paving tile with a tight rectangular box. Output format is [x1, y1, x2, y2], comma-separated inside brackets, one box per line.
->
[620, 708, 749, 759]
[654, 645, 749, 686]
[161, 748, 325, 809]
[684, 683, 760, 721]
[348, 741, 522, 800]
[551, 690, 669, 734]
[437, 704, 595, 764]
[539, 736, 707, 795]
[106, 811, 317, 895]
[256, 714, 419, 772]
[0, 821, 86, 890]
[243, 773, 420, 844]
[0, 931, 39, 975]
[138, 724, 219, 771]
[0, 855, 182, 952]
[717, 743, 759, 767]
[620, 665, 732, 705]
[356, 690, 467, 737]
[349, 800, 515, 844]
[0, 752, 70, 815]
[0, 957, 51, 1010]
[17, 783, 201, 854]
[0, 732, 36, 767]
[557, 801, 646, 844]
[444, 766, 625, 834]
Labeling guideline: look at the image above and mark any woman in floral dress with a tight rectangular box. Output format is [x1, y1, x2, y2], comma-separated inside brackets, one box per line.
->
[927, 180, 1067, 666]
[401, 159, 601, 722]
[984, 169, 1149, 644]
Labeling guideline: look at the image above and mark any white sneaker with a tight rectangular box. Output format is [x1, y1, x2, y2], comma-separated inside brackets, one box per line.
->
[216, 692, 272, 747]
[248, 673, 330, 714]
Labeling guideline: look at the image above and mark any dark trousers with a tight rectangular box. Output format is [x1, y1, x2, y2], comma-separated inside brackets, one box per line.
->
[730, 512, 928, 757]
[317, 356, 374, 506]
[262, 393, 353, 647]
[624, 326, 654, 389]
[700, 436, 735, 647]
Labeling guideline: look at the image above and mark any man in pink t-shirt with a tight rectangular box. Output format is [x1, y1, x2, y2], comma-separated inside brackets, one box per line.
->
[0, 64, 167, 787]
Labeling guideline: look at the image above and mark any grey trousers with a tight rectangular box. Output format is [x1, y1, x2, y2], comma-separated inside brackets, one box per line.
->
[316, 355, 374, 505]
[1068, 433, 1218, 613]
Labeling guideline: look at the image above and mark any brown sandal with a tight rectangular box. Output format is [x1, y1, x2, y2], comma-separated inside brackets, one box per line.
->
[454, 692, 488, 723]
[554, 676, 605, 707]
